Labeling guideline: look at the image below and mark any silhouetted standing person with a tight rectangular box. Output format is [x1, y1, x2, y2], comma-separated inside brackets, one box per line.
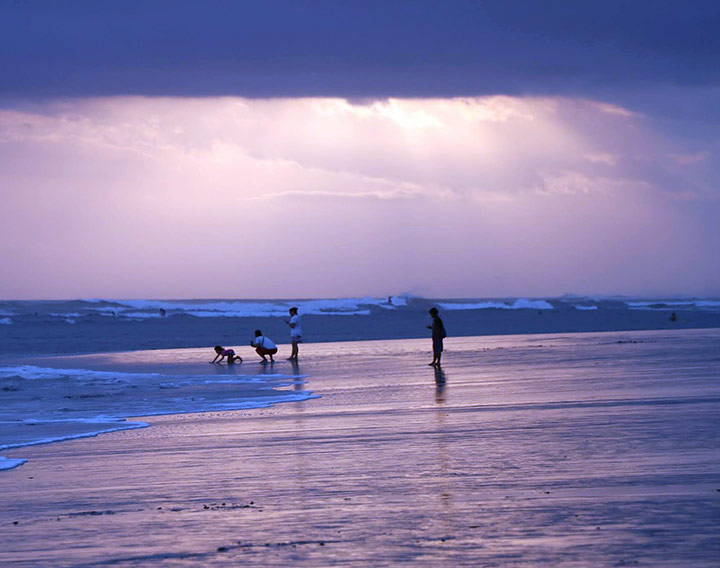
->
[427, 307, 446, 367]
[285, 306, 302, 360]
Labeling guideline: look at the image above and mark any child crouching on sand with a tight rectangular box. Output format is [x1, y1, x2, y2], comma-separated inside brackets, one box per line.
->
[210, 345, 243, 364]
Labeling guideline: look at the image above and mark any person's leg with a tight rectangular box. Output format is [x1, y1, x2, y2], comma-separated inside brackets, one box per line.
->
[434, 340, 442, 366]
[255, 347, 268, 362]
[269, 348, 277, 362]
[430, 338, 443, 365]
[288, 340, 298, 360]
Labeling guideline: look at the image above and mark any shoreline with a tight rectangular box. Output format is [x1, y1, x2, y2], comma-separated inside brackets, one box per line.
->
[3, 327, 719, 469]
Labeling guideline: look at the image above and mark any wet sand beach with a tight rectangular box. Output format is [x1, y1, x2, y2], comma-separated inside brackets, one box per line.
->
[2, 329, 720, 566]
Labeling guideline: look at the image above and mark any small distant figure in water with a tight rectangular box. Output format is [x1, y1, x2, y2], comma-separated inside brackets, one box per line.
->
[210, 345, 242, 364]
[251, 330, 278, 363]
[670, 312, 677, 322]
[159, 308, 166, 318]
[388, 296, 393, 306]
[427, 307, 446, 367]
[285, 307, 302, 360]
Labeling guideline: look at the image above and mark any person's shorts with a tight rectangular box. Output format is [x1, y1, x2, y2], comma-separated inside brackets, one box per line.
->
[291, 335, 303, 343]
[256, 346, 278, 356]
[432, 338, 444, 354]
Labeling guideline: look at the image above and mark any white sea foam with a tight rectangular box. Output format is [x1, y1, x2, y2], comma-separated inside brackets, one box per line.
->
[0, 363, 317, 470]
[0, 421, 150, 452]
[0, 365, 160, 381]
[627, 299, 720, 310]
[5, 296, 719, 326]
[73, 296, 412, 318]
[49, 312, 84, 318]
[438, 299, 554, 311]
[11, 295, 718, 323]
[0, 456, 27, 470]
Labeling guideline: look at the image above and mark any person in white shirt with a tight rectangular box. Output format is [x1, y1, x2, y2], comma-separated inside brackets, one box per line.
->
[250, 329, 278, 363]
[285, 306, 302, 360]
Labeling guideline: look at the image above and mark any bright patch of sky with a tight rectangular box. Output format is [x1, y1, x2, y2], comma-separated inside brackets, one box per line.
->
[1, 95, 717, 299]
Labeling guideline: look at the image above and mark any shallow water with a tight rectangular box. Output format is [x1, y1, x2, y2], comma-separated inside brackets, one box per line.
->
[0, 357, 315, 465]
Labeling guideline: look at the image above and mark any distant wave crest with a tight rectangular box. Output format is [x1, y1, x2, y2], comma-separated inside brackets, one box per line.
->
[438, 299, 554, 311]
[74, 296, 412, 318]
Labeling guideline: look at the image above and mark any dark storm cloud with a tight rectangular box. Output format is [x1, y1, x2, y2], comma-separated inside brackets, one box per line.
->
[1, 0, 719, 99]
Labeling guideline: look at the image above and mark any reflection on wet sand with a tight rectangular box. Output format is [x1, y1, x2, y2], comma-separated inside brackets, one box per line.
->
[4, 331, 719, 566]
[434, 366, 446, 404]
[432, 367, 453, 510]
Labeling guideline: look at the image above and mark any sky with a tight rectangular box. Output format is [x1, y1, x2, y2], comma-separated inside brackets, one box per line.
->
[1, 1, 718, 299]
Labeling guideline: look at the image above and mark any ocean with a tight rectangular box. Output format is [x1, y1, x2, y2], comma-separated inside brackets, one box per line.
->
[2, 294, 720, 324]
[2, 295, 720, 472]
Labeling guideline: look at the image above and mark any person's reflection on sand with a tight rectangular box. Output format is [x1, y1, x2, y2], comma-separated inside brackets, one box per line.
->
[288, 358, 307, 481]
[432, 366, 452, 508]
[290, 359, 303, 391]
[258, 361, 275, 377]
[434, 366, 447, 404]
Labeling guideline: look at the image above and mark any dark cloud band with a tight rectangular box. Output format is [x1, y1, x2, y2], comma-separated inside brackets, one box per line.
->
[2, 0, 719, 99]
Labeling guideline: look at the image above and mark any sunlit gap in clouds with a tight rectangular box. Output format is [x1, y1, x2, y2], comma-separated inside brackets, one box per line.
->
[0, 96, 717, 299]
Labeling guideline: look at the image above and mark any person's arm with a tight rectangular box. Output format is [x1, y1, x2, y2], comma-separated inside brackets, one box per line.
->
[210, 353, 221, 363]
